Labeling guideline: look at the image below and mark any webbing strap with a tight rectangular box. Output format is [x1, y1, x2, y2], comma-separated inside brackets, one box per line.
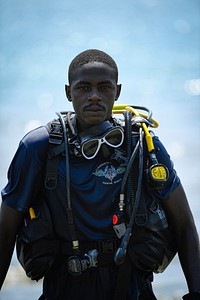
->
[134, 188, 148, 226]
[45, 120, 65, 190]
[45, 154, 60, 190]
[47, 143, 65, 159]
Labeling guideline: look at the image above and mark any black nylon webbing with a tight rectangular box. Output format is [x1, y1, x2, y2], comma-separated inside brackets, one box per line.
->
[45, 121, 64, 190]
[45, 151, 60, 190]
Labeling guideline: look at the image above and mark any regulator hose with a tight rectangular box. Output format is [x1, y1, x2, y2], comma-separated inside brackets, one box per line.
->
[114, 127, 144, 265]
[56, 112, 80, 253]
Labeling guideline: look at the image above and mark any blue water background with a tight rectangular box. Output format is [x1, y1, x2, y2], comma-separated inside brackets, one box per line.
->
[0, 0, 199, 299]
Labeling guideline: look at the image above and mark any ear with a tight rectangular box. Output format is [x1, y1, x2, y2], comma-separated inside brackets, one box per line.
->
[65, 85, 72, 102]
[115, 84, 122, 101]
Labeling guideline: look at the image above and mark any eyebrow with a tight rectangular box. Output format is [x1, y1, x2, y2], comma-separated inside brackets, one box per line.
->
[75, 80, 114, 85]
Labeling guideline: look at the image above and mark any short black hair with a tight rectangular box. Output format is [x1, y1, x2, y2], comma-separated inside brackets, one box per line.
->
[68, 49, 118, 84]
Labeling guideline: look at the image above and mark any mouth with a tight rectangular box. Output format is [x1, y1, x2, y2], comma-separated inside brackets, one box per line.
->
[84, 105, 105, 112]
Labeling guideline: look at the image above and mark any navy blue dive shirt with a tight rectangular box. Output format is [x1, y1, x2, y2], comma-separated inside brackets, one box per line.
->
[1, 125, 180, 241]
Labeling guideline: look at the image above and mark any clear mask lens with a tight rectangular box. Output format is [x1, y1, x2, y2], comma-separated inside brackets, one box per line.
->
[104, 128, 123, 146]
[82, 139, 100, 159]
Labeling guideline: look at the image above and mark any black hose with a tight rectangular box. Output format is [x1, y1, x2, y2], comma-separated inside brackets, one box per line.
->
[56, 112, 80, 254]
[124, 110, 133, 210]
[131, 105, 152, 120]
[56, 112, 71, 208]
[120, 139, 140, 194]
[114, 127, 144, 265]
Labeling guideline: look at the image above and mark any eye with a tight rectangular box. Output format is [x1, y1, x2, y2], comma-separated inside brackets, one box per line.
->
[100, 85, 112, 91]
[77, 85, 90, 92]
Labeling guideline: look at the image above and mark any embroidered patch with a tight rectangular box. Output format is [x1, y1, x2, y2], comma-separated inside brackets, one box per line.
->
[93, 162, 126, 185]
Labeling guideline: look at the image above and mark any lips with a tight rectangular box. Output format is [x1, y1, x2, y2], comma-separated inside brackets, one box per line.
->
[84, 105, 105, 112]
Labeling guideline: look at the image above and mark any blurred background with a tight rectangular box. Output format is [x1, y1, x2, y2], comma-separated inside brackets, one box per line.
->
[0, 0, 199, 299]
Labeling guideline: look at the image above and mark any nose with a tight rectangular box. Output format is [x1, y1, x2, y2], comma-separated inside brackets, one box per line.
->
[88, 88, 101, 102]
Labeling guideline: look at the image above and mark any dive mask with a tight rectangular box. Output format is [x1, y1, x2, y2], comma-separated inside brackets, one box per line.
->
[78, 121, 124, 160]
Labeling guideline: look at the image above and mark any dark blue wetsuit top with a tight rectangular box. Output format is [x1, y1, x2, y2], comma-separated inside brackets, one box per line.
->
[1, 124, 180, 300]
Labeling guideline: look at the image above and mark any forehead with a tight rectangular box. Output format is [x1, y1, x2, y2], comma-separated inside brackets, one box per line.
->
[72, 62, 116, 83]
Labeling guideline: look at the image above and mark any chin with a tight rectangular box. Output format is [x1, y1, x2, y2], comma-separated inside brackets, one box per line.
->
[88, 117, 105, 125]
[79, 113, 111, 130]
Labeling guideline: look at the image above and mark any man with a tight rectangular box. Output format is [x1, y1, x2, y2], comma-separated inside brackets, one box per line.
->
[0, 49, 199, 299]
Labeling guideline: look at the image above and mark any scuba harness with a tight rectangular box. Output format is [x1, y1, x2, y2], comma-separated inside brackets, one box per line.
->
[43, 104, 170, 272]
[23, 104, 175, 279]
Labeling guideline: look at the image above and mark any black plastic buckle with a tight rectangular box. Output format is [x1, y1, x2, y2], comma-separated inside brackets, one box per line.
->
[49, 122, 63, 145]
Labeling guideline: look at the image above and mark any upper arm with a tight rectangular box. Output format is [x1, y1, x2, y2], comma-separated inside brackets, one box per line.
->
[0, 202, 24, 243]
[162, 183, 197, 234]
[0, 203, 25, 288]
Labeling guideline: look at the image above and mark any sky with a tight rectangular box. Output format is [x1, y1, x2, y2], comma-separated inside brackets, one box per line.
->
[0, 0, 200, 296]
[1, 0, 200, 205]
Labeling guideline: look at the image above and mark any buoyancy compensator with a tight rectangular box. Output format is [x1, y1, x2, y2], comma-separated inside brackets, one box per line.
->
[16, 104, 177, 282]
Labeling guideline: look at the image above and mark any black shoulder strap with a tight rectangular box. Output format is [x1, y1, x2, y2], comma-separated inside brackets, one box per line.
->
[45, 118, 65, 190]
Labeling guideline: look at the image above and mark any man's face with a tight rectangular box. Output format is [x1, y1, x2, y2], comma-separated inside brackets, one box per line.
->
[66, 62, 121, 131]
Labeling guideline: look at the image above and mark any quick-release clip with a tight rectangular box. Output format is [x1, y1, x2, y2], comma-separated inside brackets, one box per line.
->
[112, 211, 126, 239]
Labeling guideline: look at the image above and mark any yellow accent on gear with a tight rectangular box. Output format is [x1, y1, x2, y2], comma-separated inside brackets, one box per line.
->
[112, 104, 159, 153]
[151, 165, 167, 180]
[29, 207, 36, 219]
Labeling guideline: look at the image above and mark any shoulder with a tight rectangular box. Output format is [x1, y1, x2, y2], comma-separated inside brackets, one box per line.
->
[20, 126, 49, 162]
[22, 126, 49, 147]
[151, 134, 171, 161]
